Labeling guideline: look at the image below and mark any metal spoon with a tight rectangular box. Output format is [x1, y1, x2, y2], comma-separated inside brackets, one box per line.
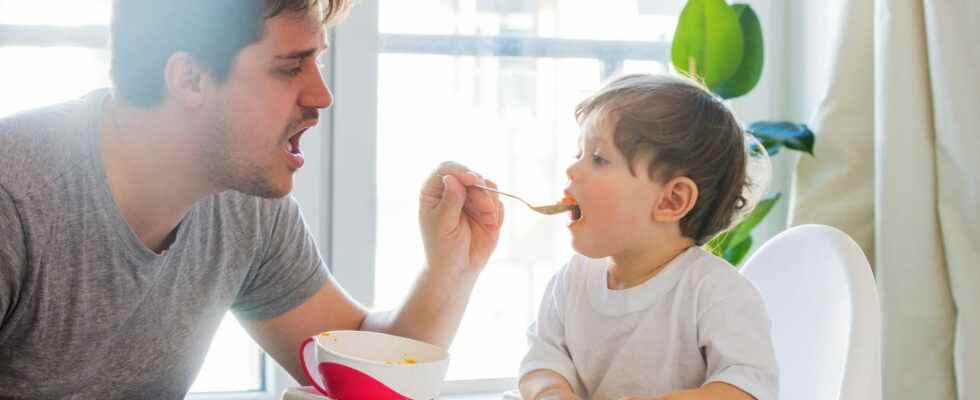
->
[470, 184, 578, 215]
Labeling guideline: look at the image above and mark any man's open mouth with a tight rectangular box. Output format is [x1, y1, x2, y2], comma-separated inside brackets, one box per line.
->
[286, 128, 308, 155]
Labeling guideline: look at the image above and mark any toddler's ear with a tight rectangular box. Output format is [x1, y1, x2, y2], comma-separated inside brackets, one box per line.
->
[653, 176, 698, 222]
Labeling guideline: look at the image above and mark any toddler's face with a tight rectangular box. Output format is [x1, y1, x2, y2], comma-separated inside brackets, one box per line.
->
[563, 113, 666, 258]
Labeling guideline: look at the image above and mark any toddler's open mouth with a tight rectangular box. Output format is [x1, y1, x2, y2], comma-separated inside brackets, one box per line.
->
[561, 194, 583, 223]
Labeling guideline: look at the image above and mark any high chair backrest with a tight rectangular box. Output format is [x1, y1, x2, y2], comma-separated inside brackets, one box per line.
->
[740, 224, 881, 400]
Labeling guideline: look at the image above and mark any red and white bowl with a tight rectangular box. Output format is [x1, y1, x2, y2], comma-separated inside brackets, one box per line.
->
[299, 330, 450, 400]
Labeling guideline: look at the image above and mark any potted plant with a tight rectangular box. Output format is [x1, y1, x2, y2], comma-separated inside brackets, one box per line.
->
[670, 0, 815, 265]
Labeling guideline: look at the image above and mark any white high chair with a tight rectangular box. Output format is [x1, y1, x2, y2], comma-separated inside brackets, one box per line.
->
[740, 224, 881, 400]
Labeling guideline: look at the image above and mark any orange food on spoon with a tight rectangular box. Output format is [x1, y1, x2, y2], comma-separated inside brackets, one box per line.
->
[560, 194, 583, 222]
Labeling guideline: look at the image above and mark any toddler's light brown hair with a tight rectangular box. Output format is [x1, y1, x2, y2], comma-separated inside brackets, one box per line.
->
[575, 74, 749, 245]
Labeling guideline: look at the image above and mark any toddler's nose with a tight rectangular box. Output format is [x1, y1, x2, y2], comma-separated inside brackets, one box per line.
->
[565, 162, 579, 182]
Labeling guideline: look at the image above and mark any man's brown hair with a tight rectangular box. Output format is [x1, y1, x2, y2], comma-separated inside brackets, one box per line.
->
[575, 73, 749, 245]
[110, 0, 352, 107]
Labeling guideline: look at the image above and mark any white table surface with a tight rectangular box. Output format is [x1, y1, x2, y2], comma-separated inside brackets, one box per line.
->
[280, 386, 519, 400]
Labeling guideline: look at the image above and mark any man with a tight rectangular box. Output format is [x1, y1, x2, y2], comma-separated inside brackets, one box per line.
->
[0, 0, 504, 398]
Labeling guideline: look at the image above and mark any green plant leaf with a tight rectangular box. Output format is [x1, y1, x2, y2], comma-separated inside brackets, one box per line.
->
[713, 4, 763, 99]
[725, 236, 753, 266]
[748, 121, 815, 156]
[704, 192, 780, 265]
[671, 0, 744, 89]
[706, 229, 734, 257]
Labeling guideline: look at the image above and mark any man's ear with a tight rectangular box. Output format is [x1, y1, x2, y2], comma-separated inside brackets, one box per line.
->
[653, 176, 699, 222]
[163, 52, 207, 108]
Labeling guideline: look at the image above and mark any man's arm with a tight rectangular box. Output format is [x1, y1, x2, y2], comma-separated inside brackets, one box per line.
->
[239, 275, 366, 382]
[242, 162, 503, 383]
[357, 260, 480, 347]
[360, 161, 503, 345]
[240, 266, 480, 383]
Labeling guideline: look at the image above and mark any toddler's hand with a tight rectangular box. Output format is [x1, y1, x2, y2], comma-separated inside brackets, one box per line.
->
[535, 388, 582, 400]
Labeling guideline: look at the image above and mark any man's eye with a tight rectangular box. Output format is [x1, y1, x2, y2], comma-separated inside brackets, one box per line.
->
[280, 67, 303, 77]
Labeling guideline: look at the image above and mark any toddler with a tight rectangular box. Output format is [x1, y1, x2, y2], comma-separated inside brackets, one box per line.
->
[518, 74, 778, 400]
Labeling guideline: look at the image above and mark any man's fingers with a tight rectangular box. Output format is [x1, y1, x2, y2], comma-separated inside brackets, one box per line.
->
[463, 186, 498, 227]
[485, 178, 504, 226]
[434, 175, 464, 228]
[423, 161, 500, 228]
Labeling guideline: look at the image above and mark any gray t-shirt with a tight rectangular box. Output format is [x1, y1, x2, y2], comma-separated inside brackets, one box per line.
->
[0, 90, 331, 399]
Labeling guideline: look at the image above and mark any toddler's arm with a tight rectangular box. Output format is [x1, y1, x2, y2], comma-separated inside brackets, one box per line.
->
[520, 264, 583, 399]
[696, 270, 779, 400]
[623, 381, 755, 400]
[520, 369, 581, 400]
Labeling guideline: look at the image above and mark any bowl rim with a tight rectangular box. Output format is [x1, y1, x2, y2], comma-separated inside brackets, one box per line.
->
[315, 330, 450, 367]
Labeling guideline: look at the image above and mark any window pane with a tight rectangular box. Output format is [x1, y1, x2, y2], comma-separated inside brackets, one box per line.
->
[623, 59, 668, 75]
[189, 314, 265, 393]
[375, 0, 680, 383]
[0, 0, 111, 25]
[376, 53, 595, 380]
[0, 46, 110, 118]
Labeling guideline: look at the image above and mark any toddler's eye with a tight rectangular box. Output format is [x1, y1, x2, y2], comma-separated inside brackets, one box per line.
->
[592, 154, 608, 166]
[573, 151, 582, 160]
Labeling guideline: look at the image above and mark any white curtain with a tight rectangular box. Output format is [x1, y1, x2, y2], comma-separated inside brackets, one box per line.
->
[789, 0, 979, 398]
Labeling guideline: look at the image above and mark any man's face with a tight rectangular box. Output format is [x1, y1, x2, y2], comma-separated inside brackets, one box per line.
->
[202, 8, 331, 198]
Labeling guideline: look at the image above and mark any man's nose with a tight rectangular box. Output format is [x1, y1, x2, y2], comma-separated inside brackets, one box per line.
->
[301, 69, 333, 109]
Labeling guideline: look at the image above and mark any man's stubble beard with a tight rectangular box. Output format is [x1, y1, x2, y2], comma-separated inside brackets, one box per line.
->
[202, 106, 290, 199]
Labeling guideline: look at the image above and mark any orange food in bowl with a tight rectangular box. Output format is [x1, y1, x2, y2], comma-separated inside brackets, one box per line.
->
[302, 330, 450, 399]
[385, 356, 417, 365]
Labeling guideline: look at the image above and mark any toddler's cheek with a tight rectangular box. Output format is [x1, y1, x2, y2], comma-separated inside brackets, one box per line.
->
[586, 194, 617, 215]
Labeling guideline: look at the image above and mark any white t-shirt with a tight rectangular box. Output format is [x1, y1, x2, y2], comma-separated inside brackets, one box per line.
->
[520, 246, 778, 400]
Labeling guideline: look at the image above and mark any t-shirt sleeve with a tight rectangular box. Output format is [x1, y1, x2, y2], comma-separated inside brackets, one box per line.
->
[232, 196, 330, 321]
[698, 272, 779, 400]
[0, 184, 26, 328]
[519, 265, 580, 393]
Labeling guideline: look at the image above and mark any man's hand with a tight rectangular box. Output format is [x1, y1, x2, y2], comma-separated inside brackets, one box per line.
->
[419, 161, 504, 276]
